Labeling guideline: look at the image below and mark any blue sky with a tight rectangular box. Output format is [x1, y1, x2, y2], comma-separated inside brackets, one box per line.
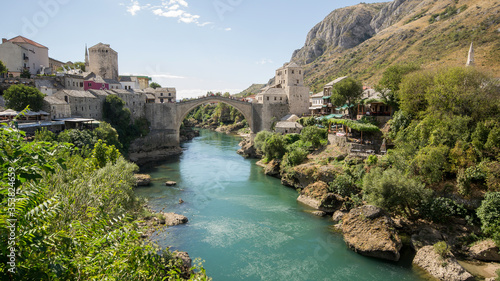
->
[2, 0, 383, 98]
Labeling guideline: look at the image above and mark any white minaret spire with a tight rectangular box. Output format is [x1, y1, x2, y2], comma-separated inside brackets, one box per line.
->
[466, 42, 474, 66]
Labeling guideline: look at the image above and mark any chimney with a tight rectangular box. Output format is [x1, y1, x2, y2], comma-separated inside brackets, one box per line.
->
[2, 38, 7, 43]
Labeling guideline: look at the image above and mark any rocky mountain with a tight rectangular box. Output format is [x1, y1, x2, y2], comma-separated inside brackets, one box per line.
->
[288, 0, 500, 93]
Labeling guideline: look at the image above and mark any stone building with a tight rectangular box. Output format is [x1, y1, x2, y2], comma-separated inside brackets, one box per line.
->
[256, 62, 310, 116]
[62, 74, 85, 90]
[86, 43, 119, 81]
[53, 89, 103, 119]
[154, 87, 176, 103]
[0, 36, 50, 76]
[43, 95, 71, 120]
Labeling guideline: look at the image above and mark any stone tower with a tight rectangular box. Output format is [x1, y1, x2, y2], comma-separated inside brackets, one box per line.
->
[88, 43, 119, 80]
[466, 42, 474, 67]
[275, 62, 309, 116]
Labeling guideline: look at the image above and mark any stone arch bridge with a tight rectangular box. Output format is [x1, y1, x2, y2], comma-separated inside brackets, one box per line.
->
[129, 95, 290, 164]
[176, 96, 256, 133]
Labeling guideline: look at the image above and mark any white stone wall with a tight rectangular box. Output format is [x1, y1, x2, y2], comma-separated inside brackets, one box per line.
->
[286, 86, 310, 116]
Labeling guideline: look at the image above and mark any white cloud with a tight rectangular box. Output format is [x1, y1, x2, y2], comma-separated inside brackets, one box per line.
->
[224, 27, 232, 31]
[126, 1, 142, 15]
[126, 0, 211, 26]
[150, 74, 186, 79]
[256, 59, 273, 65]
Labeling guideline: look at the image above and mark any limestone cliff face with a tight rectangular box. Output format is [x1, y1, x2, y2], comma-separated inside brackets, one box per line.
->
[291, 0, 424, 65]
[287, 0, 500, 92]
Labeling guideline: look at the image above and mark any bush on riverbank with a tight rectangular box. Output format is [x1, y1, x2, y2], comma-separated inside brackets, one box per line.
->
[0, 122, 208, 280]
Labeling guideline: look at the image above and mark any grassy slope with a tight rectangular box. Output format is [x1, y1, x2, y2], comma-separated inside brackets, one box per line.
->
[301, 0, 500, 93]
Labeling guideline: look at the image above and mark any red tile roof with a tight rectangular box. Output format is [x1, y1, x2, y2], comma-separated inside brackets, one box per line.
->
[7, 36, 48, 49]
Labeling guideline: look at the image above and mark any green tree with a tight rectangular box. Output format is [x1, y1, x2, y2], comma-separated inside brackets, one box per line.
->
[149, 82, 161, 89]
[330, 77, 363, 118]
[58, 129, 97, 149]
[93, 121, 122, 149]
[262, 133, 287, 160]
[477, 192, 500, 244]
[0, 60, 7, 75]
[300, 126, 328, 149]
[4, 84, 45, 111]
[377, 63, 420, 108]
[254, 130, 273, 153]
[362, 167, 432, 217]
[20, 68, 31, 78]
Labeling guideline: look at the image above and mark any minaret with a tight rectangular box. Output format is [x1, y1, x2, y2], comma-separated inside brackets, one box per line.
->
[85, 44, 89, 70]
[466, 42, 474, 66]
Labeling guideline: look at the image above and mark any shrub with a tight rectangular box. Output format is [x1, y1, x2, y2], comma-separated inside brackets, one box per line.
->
[329, 174, 358, 197]
[477, 192, 500, 244]
[420, 197, 468, 223]
[300, 126, 328, 149]
[254, 130, 273, 152]
[262, 133, 287, 160]
[409, 145, 449, 184]
[34, 127, 56, 142]
[365, 155, 378, 166]
[433, 241, 450, 259]
[362, 167, 432, 217]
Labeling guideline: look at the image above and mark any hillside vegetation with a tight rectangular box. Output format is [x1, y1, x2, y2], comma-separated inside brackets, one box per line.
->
[288, 0, 500, 93]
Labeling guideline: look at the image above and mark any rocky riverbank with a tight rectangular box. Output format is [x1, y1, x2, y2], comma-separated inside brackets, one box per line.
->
[238, 134, 500, 281]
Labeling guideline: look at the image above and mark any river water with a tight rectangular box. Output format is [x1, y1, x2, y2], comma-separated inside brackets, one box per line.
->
[135, 129, 428, 281]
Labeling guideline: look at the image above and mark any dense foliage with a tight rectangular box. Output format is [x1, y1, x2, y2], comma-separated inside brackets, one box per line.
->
[329, 77, 363, 118]
[254, 125, 328, 166]
[103, 95, 150, 153]
[0, 121, 208, 280]
[4, 85, 45, 111]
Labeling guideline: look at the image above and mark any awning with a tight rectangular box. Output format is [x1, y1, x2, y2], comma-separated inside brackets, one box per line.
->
[315, 114, 344, 120]
[322, 96, 331, 100]
[336, 104, 354, 110]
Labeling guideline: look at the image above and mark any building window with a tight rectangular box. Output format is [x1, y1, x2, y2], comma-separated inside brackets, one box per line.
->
[292, 70, 294, 74]
[297, 80, 299, 84]
[299, 70, 301, 74]
[267, 97, 269, 101]
[80, 82, 83, 87]
[274, 97, 277, 101]
[168, 93, 171, 96]
[88, 83, 92, 87]
[161, 93, 163, 96]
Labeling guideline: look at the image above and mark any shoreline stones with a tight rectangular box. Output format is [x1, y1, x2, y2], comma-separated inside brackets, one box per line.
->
[413, 245, 474, 281]
[162, 212, 188, 226]
[165, 181, 177, 186]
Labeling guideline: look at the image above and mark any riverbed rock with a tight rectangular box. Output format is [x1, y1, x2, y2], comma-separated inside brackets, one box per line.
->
[162, 212, 188, 226]
[134, 174, 151, 186]
[469, 239, 500, 262]
[165, 181, 177, 186]
[297, 181, 343, 213]
[312, 211, 327, 217]
[264, 159, 281, 177]
[411, 227, 445, 251]
[173, 251, 192, 278]
[237, 137, 259, 158]
[332, 210, 348, 223]
[341, 205, 402, 261]
[413, 245, 475, 281]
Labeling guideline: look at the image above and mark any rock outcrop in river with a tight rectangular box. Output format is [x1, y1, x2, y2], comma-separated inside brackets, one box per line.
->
[341, 205, 402, 261]
[296, 181, 343, 213]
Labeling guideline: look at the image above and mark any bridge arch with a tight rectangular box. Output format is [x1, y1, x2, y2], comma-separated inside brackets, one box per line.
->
[175, 96, 255, 138]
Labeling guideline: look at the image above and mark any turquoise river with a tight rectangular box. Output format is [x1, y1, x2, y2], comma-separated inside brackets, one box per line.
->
[135, 129, 430, 281]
